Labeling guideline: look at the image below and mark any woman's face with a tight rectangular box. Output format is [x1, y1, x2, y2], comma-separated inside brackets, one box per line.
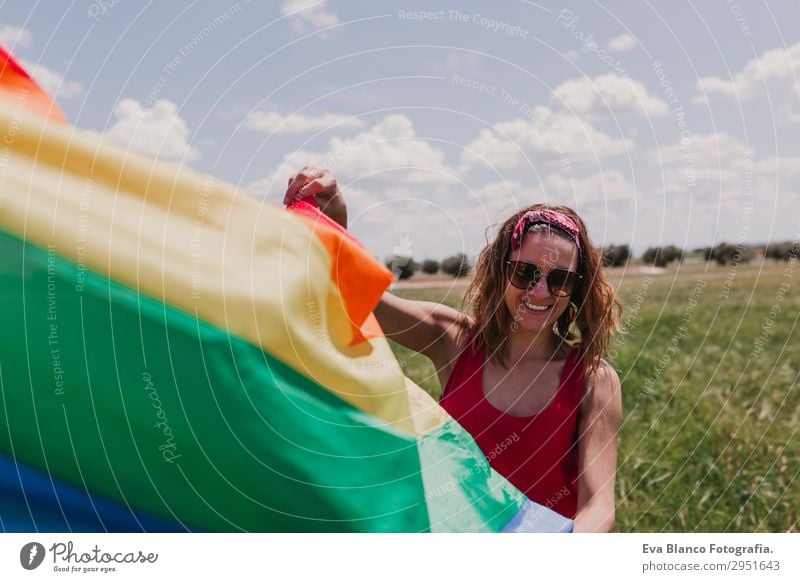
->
[503, 231, 579, 334]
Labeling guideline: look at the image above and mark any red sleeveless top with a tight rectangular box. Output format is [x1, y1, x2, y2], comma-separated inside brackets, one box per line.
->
[440, 343, 584, 518]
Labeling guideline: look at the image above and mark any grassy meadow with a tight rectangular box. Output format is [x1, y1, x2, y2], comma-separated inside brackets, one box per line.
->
[389, 260, 799, 532]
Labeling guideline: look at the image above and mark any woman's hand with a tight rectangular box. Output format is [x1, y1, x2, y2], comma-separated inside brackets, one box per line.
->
[283, 166, 348, 229]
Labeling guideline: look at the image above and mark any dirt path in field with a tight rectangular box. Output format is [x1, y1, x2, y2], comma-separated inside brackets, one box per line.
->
[392, 279, 470, 289]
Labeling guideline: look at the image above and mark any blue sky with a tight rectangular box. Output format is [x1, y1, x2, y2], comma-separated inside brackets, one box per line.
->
[3, 0, 799, 260]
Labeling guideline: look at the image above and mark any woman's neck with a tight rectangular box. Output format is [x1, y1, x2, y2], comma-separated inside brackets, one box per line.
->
[505, 327, 562, 365]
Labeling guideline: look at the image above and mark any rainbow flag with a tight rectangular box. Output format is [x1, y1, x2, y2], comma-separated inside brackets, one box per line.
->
[0, 48, 571, 532]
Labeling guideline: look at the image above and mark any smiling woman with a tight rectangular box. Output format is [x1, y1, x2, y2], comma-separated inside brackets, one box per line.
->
[287, 167, 624, 532]
[445, 205, 623, 532]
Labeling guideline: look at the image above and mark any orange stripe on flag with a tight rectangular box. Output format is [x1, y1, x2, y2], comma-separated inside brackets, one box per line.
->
[0, 46, 67, 123]
[287, 199, 393, 344]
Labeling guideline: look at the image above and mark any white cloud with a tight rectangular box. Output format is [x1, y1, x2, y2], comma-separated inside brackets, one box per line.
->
[644, 132, 750, 201]
[471, 179, 522, 205]
[753, 156, 800, 194]
[777, 106, 800, 124]
[280, 0, 338, 32]
[0, 23, 33, 49]
[657, 132, 750, 167]
[461, 106, 630, 171]
[244, 111, 364, 134]
[460, 128, 525, 170]
[637, 131, 800, 247]
[366, 180, 528, 260]
[552, 73, 668, 118]
[20, 59, 84, 100]
[606, 33, 636, 53]
[249, 114, 459, 198]
[462, 179, 524, 224]
[694, 41, 800, 101]
[102, 99, 199, 161]
[645, 133, 800, 236]
[0, 24, 83, 101]
[692, 77, 737, 103]
[542, 170, 636, 207]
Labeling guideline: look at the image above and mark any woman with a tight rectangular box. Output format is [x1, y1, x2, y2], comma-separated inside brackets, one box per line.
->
[284, 167, 623, 532]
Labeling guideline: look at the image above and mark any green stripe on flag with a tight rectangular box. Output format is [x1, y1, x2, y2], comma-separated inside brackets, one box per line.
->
[419, 420, 525, 532]
[0, 230, 525, 531]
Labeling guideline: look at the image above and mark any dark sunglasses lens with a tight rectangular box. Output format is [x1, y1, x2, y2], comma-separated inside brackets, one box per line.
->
[548, 270, 577, 295]
[509, 263, 540, 289]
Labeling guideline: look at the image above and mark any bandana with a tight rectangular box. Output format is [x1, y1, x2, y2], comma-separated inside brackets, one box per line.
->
[510, 209, 581, 251]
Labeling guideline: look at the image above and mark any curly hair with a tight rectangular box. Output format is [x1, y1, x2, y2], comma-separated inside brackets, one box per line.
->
[459, 204, 621, 376]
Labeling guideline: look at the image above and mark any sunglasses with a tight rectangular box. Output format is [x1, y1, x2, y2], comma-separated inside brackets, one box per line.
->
[505, 260, 582, 297]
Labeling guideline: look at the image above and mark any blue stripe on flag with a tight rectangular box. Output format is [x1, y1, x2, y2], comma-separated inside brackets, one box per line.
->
[0, 452, 191, 532]
[501, 499, 573, 533]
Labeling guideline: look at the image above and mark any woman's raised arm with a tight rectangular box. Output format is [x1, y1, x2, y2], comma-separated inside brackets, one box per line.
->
[374, 291, 467, 362]
[283, 167, 468, 365]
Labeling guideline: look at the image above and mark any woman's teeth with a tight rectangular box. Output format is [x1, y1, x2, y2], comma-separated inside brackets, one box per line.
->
[522, 300, 550, 312]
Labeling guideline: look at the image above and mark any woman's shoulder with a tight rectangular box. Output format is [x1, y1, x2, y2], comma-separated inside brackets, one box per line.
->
[587, 358, 620, 383]
[568, 345, 617, 379]
[581, 357, 622, 406]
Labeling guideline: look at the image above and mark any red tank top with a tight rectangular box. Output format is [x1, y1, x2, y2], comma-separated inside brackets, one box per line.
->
[440, 342, 584, 518]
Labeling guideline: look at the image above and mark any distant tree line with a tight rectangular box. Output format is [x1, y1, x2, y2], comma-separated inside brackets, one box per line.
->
[385, 253, 471, 280]
[765, 241, 799, 262]
[601, 244, 631, 267]
[698, 244, 752, 266]
[696, 241, 798, 265]
[609, 241, 798, 268]
[385, 240, 798, 279]
[641, 245, 684, 268]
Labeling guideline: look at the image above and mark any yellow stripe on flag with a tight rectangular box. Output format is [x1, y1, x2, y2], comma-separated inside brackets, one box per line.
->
[0, 105, 449, 436]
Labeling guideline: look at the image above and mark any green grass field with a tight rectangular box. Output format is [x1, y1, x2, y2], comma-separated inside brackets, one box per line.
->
[390, 260, 799, 532]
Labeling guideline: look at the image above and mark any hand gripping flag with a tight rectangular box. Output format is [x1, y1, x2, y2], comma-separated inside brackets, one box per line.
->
[0, 48, 572, 532]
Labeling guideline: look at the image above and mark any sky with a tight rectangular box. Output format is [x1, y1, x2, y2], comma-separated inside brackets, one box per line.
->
[2, 0, 799, 261]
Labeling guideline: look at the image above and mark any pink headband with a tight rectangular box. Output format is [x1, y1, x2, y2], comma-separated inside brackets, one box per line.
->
[510, 209, 581, 251]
